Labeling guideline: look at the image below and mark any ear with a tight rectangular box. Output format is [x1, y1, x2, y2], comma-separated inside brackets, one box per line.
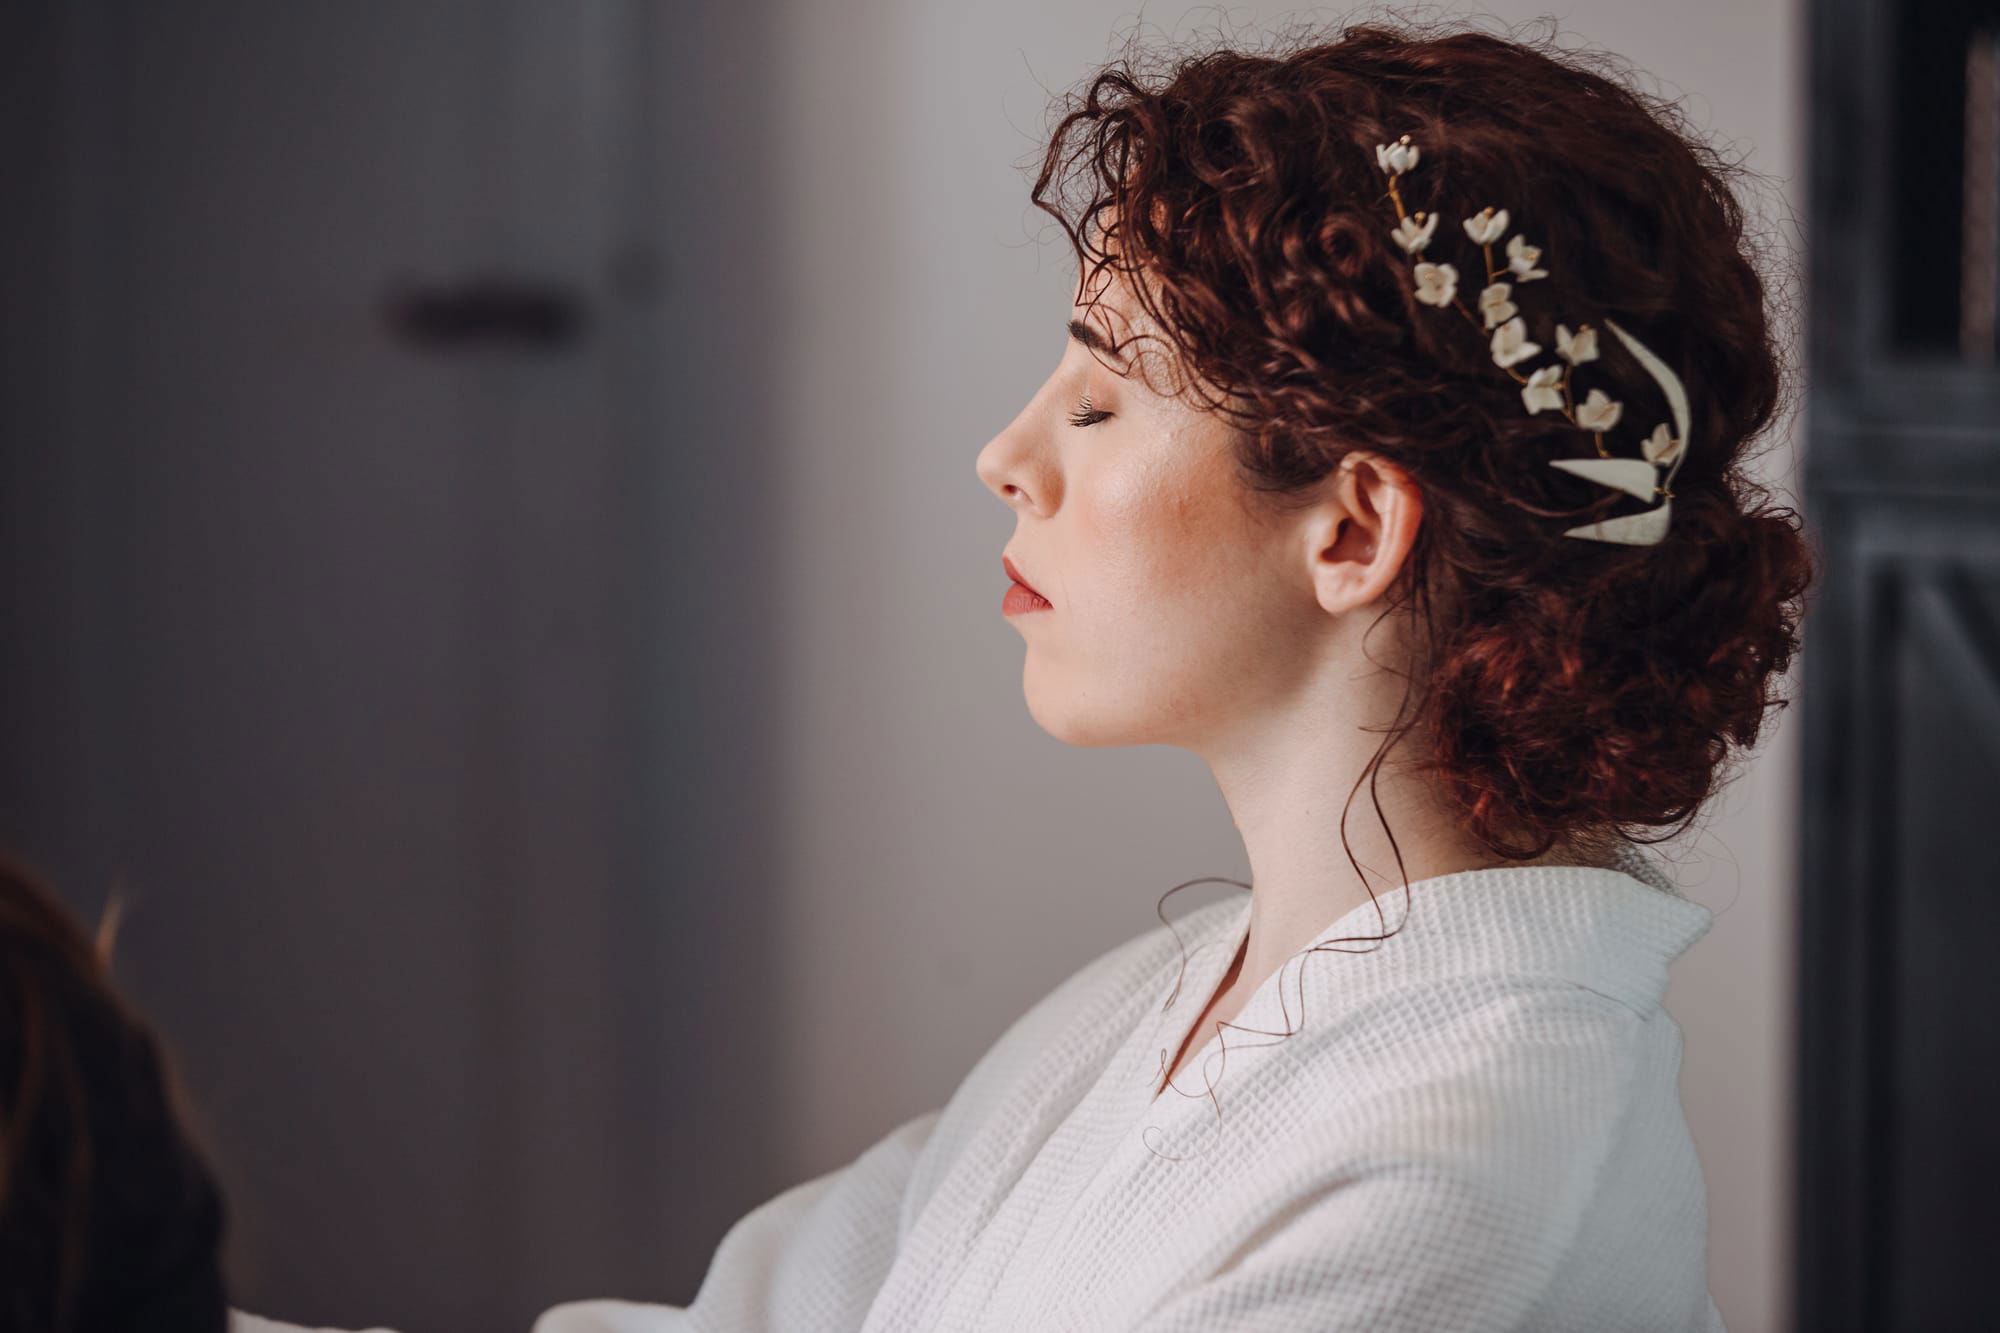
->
[1300, 452, 1424, 617]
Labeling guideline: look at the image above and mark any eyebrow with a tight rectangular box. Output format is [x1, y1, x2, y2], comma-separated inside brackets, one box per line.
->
[1067, 319, 1130, 370]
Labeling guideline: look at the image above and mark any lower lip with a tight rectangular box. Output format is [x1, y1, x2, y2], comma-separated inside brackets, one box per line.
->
[1003, 581, 1053, 615]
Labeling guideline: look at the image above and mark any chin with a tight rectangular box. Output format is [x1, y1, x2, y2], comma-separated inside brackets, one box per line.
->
[1021, 666, 1164, 749]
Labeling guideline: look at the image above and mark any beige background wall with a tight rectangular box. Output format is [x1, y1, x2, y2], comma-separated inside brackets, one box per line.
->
[769, 5, 1805, 1330]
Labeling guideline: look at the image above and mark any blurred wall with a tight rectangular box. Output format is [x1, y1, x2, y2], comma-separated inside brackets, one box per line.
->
[0, 1, 789, 1328]
[769, 5, 1803, 1333]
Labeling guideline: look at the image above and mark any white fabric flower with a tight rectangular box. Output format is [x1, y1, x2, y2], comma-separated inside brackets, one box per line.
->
[1413, 261, 1458, 307]
[1489, 315, 1541, 368]
[1391, 210, 1438, 254]
[1575, 387, 1624, 432]
[1479, 281, 1517, 330]
[1463, 207, 1509, 246]
[1376, 139, 1420, 175]
[1506, 233, 1549, 281]
[1642, 422, 1681, 464]
[1520, 363, 1565, 414]
[1555, 323, 1599, 364]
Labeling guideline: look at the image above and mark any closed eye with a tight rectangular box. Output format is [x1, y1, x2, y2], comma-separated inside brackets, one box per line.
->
[1067, 392, 1111, 429]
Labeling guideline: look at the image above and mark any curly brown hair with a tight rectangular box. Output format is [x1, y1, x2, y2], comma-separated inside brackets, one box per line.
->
[1029, 13, 1819, 864]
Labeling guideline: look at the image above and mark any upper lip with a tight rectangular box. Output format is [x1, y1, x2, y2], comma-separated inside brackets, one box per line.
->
[1003, 554, 1047, 600]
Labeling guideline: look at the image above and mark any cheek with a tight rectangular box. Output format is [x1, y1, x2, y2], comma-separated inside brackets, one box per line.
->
[1076, 461, 1214, 600]
[1069, 445, 1270, 655]
[1023, 428, 1306, 746]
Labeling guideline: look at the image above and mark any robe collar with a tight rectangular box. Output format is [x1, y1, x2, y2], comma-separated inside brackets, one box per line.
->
[1166, 841, 1714, 1037]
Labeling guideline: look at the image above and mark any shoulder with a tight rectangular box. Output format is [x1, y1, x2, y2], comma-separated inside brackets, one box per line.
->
[1045, 896, 1242, 1015]
[1237, 975, 1661, 1221]
[1142, 980, 1694, 1328]
[959, 895, 1240, 1092]
[1137, 984, 1695, 1331]
[1305, 974, 1654, 1117]
[954, 896, 1238, 1077]
[897, 897, 1241, 1223]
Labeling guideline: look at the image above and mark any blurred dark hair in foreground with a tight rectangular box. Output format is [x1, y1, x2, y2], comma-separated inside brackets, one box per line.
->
[0, 850, 229, 1332]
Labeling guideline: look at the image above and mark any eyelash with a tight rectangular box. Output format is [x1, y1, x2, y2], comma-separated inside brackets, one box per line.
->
[1067, 392, 1111, 429]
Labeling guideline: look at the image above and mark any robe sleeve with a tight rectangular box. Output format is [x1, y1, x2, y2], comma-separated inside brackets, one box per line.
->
[228, 1312, 399, 1333]
[533, 1105, 943, 1333]
[1131, 985, 1659, 1333]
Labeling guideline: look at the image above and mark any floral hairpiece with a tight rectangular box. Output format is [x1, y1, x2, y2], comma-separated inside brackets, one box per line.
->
[1373, 132, 1692, 546]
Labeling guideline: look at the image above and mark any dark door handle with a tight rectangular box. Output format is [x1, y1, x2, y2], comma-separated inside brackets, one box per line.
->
[382, 275, 587, 350]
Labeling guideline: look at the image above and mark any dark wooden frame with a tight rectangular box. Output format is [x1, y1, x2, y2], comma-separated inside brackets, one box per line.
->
[1798, 0, 2000, 1327]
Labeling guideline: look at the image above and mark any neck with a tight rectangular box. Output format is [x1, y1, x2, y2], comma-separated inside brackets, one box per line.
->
[1200, 726, 1606, 1007]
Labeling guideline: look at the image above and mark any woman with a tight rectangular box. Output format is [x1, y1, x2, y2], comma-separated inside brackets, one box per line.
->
[535, 17, 1810, 1332]
[252, 16, 1814, 1332]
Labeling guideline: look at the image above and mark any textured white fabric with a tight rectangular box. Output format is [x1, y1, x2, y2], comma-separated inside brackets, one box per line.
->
[240, 844, 1729, 1332]
[229, 1314, 397, 1333]
[537, 843, 1728, 1333]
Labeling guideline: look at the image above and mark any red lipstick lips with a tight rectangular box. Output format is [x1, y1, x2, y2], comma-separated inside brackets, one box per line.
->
[1002, 554, 1052, 615]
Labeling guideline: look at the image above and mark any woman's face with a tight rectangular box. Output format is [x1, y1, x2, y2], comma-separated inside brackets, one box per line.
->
[975, 280, 1339, 752]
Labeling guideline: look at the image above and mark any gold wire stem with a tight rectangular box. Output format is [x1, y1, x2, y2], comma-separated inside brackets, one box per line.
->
[1456, 282, 1544, 386]
[1379, 141, 1655, 504]
[1449, 293, 1523, 385]
[1450, 294, 1488, 339]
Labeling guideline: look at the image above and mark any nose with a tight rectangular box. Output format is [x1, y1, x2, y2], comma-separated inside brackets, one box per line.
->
[975, 432, 1024, 513]
[976, 387, 1053, 513]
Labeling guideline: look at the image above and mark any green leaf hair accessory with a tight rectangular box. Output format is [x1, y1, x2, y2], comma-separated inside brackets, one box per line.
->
[1373, 132, 1691, 546]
